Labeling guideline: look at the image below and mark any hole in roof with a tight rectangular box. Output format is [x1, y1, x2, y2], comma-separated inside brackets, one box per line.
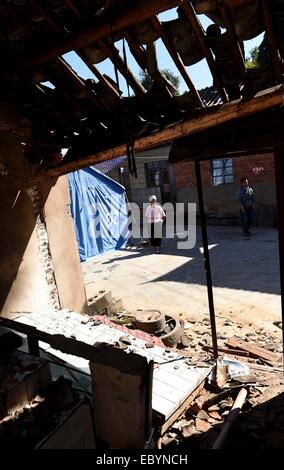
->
[61, 148, 69, 158]
[62, 51, 97, 81]
[186, 59, 213, 91]
[96, 57, 135, 97]
[155, 38, 184, 93]
[244, 32, 265, 64]
[115, 39, 145, 90]
[40, 81, 55, 90]
[158, 7, 178, 21]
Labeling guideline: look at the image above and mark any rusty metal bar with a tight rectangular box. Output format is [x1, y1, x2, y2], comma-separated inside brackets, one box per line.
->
[195, 159, 218, 359]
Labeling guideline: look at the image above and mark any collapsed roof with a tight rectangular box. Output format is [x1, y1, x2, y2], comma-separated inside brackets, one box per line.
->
[1, 0, 284, 179]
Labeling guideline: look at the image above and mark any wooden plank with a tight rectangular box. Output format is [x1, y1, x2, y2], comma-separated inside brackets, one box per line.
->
[6, 0, 178, 77]
[33, 85, 284, 180]
[203, 345, 249, 357]
[150, 15, 203, 106]
[218, 3, 251, 95]
[179, 0, 228, 103]
[262, 0, 283, 82]
[226, 337, 278, 363]
[124, 33, 174, 98]
[98, 39, 146, 96]
[154, 381, 205, 436]
[77, 50, 122, 99]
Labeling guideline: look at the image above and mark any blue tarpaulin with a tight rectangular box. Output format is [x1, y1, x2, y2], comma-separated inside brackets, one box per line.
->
[68, 167, 129, 261]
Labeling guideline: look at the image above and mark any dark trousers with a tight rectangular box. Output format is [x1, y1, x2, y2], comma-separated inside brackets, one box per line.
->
[240, 207, 254, 235]
[148, 222, 162, 247]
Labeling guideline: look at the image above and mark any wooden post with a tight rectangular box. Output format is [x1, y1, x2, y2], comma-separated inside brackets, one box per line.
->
[273, 146, 284, 369]
[213, 388, 248, 449]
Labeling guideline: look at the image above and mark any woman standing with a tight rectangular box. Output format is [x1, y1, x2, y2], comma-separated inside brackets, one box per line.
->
[145, 195, 165, 254]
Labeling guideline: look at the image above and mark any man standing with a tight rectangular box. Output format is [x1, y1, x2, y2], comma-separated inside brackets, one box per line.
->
[236, 177, 255, 238]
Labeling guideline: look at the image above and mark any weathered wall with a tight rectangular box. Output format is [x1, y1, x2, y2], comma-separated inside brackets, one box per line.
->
[0, 131, 50, 317]
[40, 177, 87, 313]
[0, 103, 87, 317]
[175, 154, 276, 226]
[175, 153, 276, 190]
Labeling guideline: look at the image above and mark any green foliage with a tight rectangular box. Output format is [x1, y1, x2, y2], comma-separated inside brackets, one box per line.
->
[140, 69, 180, 95]
[245, 35, 269, 69]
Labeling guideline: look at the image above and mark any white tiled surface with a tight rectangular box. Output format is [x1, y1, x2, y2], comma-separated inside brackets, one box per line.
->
[13, 310, 212, 421]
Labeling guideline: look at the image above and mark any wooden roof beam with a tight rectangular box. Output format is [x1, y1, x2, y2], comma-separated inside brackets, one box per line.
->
[151, 15, 204, 107]
[76, 50, 122, 99]
[5, 0, 178, 78]
[56, 57, 110, 114]
[261, 0, 283, 83]
[22, 1, 122, 103]
[124, 31, 147, 72]
[33, 86, 284, 180]
[219, 2, 252, 95]
[179, 0, 228, 103]
[97, 39, 146, 97]
[124, 32, 174, 99]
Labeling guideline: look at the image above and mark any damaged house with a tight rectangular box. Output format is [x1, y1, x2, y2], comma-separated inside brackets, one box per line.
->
[0, 0, 284, 449]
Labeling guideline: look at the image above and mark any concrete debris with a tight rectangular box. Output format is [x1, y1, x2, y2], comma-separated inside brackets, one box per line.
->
[195, 418, 211, 433]
[118, 335, 132, 345]
[196, 410, 210, 420]
[181, 422, 197, 438]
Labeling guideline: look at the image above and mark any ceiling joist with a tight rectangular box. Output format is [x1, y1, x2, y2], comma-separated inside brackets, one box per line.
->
[32, 86, 284, 180]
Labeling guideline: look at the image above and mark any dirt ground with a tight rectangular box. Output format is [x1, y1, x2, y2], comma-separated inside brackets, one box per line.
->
[82, 226, 281, 331]
[82, 226, 284, 448]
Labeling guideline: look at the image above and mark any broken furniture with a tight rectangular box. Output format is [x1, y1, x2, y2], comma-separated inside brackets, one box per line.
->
[0, 376, 95, 449]
[0, 309, 213, 448]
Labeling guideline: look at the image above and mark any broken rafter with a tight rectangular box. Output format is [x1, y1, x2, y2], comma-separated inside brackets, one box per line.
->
[179, 0, 228, 103]
[261, 0, 283, 83]
[56, 57, 108, 113]
[219, 2, 251, 95]
[32, 86, 284, 180]
[124, 31, 147, 72]
[6, 0, 178, 78]
[151, 15, 203, 107]
[76, 50, 122, 100]
[98, 39, 146, 96]
[124, 32, 174, 99]
[23, 1, 122, 103]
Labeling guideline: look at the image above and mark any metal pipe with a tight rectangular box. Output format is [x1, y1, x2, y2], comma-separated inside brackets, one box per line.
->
[194, 159, 218, 359]
[213, 387, 248, 449]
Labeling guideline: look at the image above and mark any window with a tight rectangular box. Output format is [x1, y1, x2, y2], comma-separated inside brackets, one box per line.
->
[212, 158, 233, 186]
[145, 160, 169, 187]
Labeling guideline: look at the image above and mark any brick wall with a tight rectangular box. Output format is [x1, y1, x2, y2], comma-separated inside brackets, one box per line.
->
[175, 153, 275, 189]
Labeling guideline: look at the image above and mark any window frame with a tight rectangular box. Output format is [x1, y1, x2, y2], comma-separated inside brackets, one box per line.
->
[212, 158, 233, 186]
[145, 160, 169, 187]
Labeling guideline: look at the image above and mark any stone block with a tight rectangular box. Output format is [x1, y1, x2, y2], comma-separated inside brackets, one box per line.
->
[88, 291, 112, 314]
[106, 298, 124, 316]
